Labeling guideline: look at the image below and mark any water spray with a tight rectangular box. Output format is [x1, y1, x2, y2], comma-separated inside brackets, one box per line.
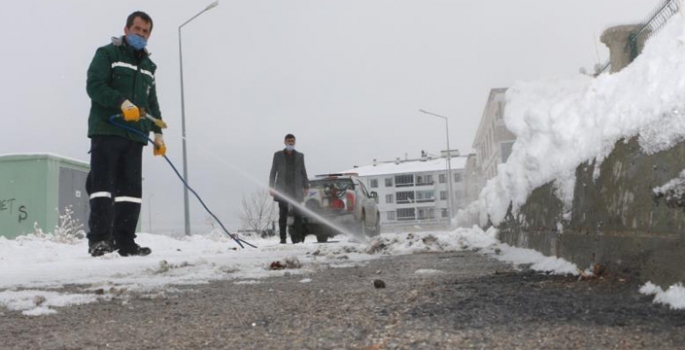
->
[179, 135, 371, 244]
[269, 187, 369, 244]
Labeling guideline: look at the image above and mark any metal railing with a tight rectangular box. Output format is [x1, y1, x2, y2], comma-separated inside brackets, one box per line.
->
[629, 0, 681, 59]
[598, 0, 680, 74]
[598, 61, 612, 75]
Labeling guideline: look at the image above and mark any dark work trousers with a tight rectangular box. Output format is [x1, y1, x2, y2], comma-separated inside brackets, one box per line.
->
[86, 135, 143, 249]
[278, 200, 303, 243]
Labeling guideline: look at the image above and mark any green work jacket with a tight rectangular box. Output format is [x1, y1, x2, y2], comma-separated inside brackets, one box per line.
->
[86, 36, 163, 144]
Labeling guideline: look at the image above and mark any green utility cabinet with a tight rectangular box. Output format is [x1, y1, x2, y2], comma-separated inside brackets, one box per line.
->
[0, 154, 90, 239]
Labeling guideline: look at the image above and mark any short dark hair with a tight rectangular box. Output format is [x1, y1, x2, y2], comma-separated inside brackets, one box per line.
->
[284, 134, 296, 140]
[126, 11, 154, 32]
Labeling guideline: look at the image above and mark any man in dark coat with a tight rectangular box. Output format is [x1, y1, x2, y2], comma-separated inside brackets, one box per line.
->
[269, 134, 310, 244]
[85, 11, 166, 257]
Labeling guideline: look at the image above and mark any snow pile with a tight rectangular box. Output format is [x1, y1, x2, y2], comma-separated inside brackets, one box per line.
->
[0, 227, 582, 316]
[478, 12, 685, 226]
[365, 227, 579, 275]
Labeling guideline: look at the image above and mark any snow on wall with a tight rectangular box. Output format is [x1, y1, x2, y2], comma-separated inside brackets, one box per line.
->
[478, 12, 685, 226]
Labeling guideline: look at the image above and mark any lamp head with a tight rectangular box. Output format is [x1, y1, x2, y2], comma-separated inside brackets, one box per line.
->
[206, 1, 219, 10]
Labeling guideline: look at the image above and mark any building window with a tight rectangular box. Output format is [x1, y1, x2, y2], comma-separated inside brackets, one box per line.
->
[418, 208, 435, 220]
[385, 178, 393, 187]
[397, 208, 416, 221]
[386, 211, 396, 221]
[370, 179, 378, 188]
[415, 190, 435, 203]
[497, 101, 505, 119]
[439, 174, 446, 183]
[396, 191, 415, 204]
[385, 194, 394, 204]
[441, 208, 448, 218]
[416, 174, 434, 186]
[440, 191, 447, 200]
[395, 174, 414, 187]
[453, 173, 462, 183]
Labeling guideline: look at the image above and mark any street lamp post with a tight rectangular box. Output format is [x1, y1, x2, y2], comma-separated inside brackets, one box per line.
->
[419, 109, 454, 226]
[179, 1, 219, 236]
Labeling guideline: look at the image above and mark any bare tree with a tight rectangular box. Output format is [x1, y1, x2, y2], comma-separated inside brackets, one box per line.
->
[239, 189, 277, 237]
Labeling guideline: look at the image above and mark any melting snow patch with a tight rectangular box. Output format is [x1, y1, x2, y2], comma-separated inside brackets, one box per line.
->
[330, 263, 360, 269]
[415, 269, 444, 275]
[234, 280, 262, 285]
[490, 242, 579, 275]
[0, 290, 98, 316]
[640, 282, 685, 310]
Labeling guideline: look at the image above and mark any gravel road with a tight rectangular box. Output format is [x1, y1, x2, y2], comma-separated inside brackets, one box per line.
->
[2, 250, 685, 350]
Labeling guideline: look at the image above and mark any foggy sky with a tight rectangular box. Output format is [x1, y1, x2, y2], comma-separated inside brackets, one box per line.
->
[0, 0, 659, 233]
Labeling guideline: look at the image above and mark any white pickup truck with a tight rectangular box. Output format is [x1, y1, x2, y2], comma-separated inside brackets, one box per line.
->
[293, 173, 381, 242]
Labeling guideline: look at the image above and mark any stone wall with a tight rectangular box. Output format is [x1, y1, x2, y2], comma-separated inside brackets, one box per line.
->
[499, 136, 685, 286]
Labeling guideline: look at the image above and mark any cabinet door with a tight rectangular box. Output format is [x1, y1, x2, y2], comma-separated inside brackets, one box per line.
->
[58, 167, 90, 231]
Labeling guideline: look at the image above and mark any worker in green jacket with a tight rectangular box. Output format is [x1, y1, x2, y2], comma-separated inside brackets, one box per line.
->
[85, 11, 166, 257]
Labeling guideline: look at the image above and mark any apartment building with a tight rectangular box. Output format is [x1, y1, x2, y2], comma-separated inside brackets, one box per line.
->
[341, 152, 467, 232]
[473, 88, 516, 180]
[463, 88, 517, 205]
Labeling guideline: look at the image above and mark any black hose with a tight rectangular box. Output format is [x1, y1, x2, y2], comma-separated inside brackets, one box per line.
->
[108, 115, 256, 249]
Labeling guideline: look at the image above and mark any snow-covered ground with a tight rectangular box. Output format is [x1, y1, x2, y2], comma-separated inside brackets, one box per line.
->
[0, 228, 569, 316]
[1, 227, 683, 316]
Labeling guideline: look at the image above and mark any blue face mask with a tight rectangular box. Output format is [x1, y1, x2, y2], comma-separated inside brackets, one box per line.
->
[285, 144, 295, 151]
[126, 33, 147, 51]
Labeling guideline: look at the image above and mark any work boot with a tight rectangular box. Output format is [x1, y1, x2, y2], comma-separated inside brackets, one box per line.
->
[117, 243, 152, 257]
[89, 240, 115, 257]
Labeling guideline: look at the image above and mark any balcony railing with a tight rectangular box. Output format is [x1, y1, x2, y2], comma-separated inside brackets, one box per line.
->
[415, 198, 435, 203]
